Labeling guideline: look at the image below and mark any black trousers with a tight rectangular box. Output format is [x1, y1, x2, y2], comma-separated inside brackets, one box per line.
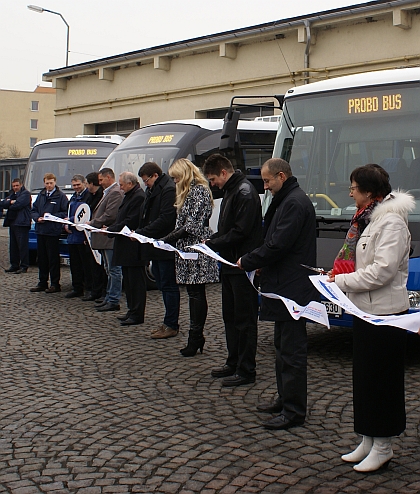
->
[37, 234, 61, 288]
[9, 225, 30, 269]
[122, 265, 147, 322]
[87, 246, 107, 298]
[274, 319, 307, 422]
[68, 243, 92, 293]
[221, 273, 258, 379]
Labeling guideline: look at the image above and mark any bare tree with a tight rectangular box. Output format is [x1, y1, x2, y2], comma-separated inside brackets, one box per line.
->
[7, 145, 21, 158]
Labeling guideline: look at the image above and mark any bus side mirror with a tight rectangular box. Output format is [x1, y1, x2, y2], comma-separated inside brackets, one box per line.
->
[219, 110, 240, 151]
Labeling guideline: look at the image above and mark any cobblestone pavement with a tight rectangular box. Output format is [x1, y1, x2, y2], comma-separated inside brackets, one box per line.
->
[0, 230, 419, 494]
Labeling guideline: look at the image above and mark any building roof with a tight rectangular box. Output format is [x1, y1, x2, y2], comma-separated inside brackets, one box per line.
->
[43, 0, 417, 80]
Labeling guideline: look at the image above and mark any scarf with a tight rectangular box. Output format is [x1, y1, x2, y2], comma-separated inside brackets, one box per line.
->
[333, 200, 378, 275]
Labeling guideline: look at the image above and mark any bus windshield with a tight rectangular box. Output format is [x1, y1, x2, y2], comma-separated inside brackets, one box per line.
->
[25, 140, 120, 193]
[274, 81, 420, 222]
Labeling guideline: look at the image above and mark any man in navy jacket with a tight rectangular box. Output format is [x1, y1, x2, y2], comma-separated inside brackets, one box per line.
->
[0, 178, 31, 274]
[65, 174, 92, 298]
[30, 173, 68, 293]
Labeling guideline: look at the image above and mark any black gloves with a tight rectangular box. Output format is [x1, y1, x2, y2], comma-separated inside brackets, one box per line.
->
[160, 226, 188, 246]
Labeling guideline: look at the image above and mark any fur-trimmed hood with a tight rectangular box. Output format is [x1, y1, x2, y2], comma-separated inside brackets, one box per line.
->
[371, 190, 415, 222]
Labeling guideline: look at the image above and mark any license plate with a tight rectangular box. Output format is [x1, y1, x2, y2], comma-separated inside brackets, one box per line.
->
[61, 257, 71, 266]
[322, 301, 342, 316]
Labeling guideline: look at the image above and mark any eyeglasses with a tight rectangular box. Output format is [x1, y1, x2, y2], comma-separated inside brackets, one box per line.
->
[142, 175, 153, 184]
[262, 172, 281, 184]
[348, 185, 359, 192]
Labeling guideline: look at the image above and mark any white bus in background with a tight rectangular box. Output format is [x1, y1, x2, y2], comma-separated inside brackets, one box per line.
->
[100, 118, 279, 230]
[272, 66, 420, 325]
[24, 135, 125, 263]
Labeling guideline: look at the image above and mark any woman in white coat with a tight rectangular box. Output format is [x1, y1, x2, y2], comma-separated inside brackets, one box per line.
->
[328, 163, 415, 473]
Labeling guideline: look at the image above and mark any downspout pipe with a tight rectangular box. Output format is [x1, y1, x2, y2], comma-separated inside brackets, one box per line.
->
[304, 20, 311, 84]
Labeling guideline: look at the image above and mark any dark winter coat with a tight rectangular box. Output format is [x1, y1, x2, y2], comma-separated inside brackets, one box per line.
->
[107, 184, 146, 266]
[0, 186, 31, 228]
[67, 187, 91, 245]
[31, 187, 68, 236]
[136, 174, 177, 261]
[206, 170, 263, 275]
[240, 177, 320, 321]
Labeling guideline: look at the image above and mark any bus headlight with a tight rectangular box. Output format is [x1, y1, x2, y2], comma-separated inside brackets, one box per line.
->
[408, 290, 420, 308]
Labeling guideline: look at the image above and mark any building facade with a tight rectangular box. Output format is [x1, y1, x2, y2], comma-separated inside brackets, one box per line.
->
[43, 0, 420, 137]
[0, 86, 56, 158]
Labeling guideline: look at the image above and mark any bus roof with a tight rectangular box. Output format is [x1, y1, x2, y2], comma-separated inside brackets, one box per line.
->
[32, 135, 125, 148]
[285, 67, 420, 98]
[141, 119, 279, 131]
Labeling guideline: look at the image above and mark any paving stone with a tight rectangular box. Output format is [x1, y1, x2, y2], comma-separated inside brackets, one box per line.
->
[0, 231, 419, 493]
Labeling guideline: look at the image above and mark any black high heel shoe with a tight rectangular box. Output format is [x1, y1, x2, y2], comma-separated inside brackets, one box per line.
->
[180, 337, 205, 357]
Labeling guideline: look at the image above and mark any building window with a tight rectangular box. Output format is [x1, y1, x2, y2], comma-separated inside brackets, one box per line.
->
[31, 101, 39, 111]
[30, 119, 38, 130]
[30, 137, 38, 148]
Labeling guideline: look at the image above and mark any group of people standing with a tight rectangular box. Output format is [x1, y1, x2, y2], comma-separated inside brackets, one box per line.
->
[1, 156, 416, 473]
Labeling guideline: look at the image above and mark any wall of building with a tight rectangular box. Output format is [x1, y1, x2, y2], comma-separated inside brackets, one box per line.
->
[0, 86, 56, 158]
[43, 2, 420, 137]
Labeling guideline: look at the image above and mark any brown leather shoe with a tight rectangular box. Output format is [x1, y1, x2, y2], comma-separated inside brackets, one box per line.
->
[30, 286, 47, 292]
[45, 286, 61, 293]
[151, 324, 178, 339]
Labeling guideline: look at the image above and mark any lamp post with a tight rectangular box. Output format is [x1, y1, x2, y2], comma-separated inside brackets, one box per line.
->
[27, 5, 70, 66]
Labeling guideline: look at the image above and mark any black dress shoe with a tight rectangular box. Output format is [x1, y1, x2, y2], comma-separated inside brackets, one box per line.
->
[81, 294, 96, 301]
[95, 298, 105, 304]
[256, 400, 283, 413]
[96, 303, 120, 312]
[14, 268, 28, 274]
[117, 313, 130, 321]
[120, 318, 142, 326]
[211, 365, 235, 378]
[95, 300, 109, 308]
[5, 267, 19, 273]
[222, 374, 256, 387]
[65, 290, 83, 299]
[262, 414, 304, 430]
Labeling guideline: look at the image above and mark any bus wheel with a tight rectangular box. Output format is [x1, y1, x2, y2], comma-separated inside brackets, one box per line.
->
[145, 262, 157, 290]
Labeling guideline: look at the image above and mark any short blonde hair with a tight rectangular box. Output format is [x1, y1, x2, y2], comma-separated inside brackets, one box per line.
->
[169, 158, 213, 211]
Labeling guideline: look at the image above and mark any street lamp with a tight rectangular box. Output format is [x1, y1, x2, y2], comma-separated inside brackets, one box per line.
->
[27, 5, 70, 66]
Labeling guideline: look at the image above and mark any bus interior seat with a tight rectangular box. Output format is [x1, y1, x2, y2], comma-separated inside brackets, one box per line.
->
[379, 158, 409, 190]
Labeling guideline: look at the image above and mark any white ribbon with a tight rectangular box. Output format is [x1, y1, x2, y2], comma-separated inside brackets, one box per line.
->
[311, 275, 420, 333]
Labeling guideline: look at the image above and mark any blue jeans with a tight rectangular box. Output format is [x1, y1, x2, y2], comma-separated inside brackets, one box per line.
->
[102, 249, 122, 305]
[152, 259, 180, 330]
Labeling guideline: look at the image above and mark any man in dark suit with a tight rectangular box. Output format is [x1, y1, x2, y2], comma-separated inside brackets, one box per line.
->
[108, 172, 146, 326]
[89, 168, 123, 312]
[1, 178, 31, 274]
[30, 173, 68, 293]
[136, 162, 179, 339]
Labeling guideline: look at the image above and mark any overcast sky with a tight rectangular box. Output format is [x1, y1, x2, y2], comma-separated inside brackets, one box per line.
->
[2, 0, 358, 92]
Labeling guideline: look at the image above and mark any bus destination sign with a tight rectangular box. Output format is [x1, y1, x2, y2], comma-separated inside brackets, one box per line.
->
[348, 93, 402, 114]
[147, 134, 175, 144]
[68, 148, 98, 156]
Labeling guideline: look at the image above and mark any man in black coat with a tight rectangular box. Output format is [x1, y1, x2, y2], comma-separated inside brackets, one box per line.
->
[30, 173, 68, 293]
[136, 162, 179, 339]
[0, 178, 31, 274]
[108, 172, 146, 326]
[204, 154, 263, 387]
[239, 158, 320, 430]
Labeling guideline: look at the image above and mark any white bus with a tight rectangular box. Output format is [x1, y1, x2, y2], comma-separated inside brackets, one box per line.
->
[24, 135, 124, 262]
[273, 67, 420, 325]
